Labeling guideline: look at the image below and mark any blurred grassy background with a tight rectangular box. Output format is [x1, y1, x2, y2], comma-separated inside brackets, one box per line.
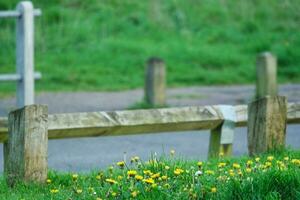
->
[0, 0, 299, 94]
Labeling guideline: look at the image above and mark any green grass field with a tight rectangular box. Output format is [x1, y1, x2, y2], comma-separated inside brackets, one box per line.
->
[0, 149, 300, 199]
[0, 0, 300, 94]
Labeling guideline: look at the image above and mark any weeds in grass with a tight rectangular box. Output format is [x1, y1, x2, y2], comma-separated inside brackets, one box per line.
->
[0, 149, 299, 199]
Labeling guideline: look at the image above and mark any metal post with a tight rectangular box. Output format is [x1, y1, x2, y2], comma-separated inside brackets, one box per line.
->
[16, 1, 35, 107]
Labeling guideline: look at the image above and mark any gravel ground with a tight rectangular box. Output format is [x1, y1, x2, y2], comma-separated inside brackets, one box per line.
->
[0, 84, 299, 172]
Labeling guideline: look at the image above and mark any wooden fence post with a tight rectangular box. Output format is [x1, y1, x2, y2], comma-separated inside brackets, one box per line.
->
[145, 58, 166, 106]
[208, 106, 236, 158]
[16, 1, 35, 107]
[256, 52, 277, 99]
[247, 96, 287, 156]
[5, 104, 48, 186]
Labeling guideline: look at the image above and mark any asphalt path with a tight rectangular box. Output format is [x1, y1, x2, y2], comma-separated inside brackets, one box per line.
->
[0, 84, 299, 172]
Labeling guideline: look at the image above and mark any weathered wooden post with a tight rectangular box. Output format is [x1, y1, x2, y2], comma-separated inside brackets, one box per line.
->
[247, 96, 287, 155]
[208, 106, 236, 158]
[5, 105, 48, 186]
[145, 58, 166, 106]
[256, 52, 277, 99]
[16, 1, 35, 107]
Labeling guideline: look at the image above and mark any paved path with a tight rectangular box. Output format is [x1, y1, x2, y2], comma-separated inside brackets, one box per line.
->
[0, 84, 299, 172]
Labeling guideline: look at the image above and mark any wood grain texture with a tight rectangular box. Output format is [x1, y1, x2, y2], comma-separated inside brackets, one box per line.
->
[6, 105, 48, 186]
[256, 52, 277, 99]
[0, 102, 299, 142]
[247, 96, 287, 156]
[208, 121, 234, 158]
[48, 106, 223, 139]
[208, 106, 235, 158]
[145, 58, 166, 106]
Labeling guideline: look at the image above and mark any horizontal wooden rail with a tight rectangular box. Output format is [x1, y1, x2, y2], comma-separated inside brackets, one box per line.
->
[0, 102, 299, 143]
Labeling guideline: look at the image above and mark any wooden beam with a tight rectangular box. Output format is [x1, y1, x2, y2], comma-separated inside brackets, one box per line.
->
[48, 106, 223, 139]
[248, 96, 287, 155]
[5, 105, 48, 186]
[208, 106, 236, 159]
[145, 57, 166, 106]
[0, 102, 299, 143]
[256, 52, 277, 99]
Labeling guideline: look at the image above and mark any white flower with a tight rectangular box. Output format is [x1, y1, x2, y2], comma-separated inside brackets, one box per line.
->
[195, 170, 203, 176]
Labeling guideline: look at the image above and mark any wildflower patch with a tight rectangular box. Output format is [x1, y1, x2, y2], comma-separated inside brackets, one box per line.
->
[0, 150, 300, 200]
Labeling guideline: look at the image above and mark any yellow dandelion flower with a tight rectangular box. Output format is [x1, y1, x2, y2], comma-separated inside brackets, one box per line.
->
[111, 192, 117, 197]
[279, 164, 286, 171]
[267, 156, 274, 161]
[72, 174, 78, 181]
[232, 163, 240, 169]
[161, 175, 168, 180]
[46, 179, 51, 184]
[131, 191, 138, 197]
[218, 162, 226, 168]
[219, 152, 224, 157]
[151, 173, 160, 179]
[117, 161, 125, 168]
[117, 175, 123, 180]
[246, 160, 253, 166]
[246, 168, 252, 173]
[151, 183, 158, 188]
[96, 175, 101, 180]
[265, 161, 272, 168]
[174, 168, 184, 175]
[238, 170, 243, 176]
[255, 157, 260, 162]
[50, 189, 59, 194]
[284, 156, 289, 161]
[76, 189, 83, 194]
[164, 183, 170, 188]
[105, 178, 118, 185]
[197, 161, 203, 167]
[144, 178, 155, 184]
[211, 187, 217, 193]
[127, 170, 137, 177]
[205, 170, 215, 175]
[143, 170, 152, 175]
[135, 175, 143, 181]
[131, 156, 140, 163]
[228, 169, 235, 177]
[291, 159, 300, 165]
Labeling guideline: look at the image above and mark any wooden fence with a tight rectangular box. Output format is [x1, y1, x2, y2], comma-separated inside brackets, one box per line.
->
[0, 1, 298, 187]
[0, 1, 41, 107]
[0, 100, 300, 185]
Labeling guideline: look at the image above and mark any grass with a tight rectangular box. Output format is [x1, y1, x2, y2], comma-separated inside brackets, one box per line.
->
[0, 149, 300, 199]
[0, 0, 300, 95]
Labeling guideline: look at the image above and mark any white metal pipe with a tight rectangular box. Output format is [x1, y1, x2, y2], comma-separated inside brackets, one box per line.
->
[0, 9, 41, 18]
[0, 72, 41, 82]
